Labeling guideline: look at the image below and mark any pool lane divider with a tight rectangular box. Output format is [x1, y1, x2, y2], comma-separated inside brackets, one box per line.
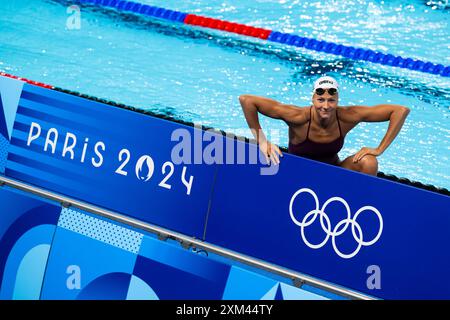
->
[72, 0, 450, 77]
[0, 73, 54, 89]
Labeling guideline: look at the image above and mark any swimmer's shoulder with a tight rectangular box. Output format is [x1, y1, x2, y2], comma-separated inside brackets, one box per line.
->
[279, 104, 310, 126]
[337, 105, 365, 124]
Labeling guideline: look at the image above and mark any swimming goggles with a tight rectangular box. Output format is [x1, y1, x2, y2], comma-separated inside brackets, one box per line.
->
[315, 88, 337, 96]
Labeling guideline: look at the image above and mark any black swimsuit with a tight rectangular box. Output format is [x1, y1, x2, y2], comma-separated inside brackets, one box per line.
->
[288, 107, 344, 165]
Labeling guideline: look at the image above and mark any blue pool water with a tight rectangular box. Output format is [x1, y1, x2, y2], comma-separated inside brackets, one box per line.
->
[0, 0, 449, 189]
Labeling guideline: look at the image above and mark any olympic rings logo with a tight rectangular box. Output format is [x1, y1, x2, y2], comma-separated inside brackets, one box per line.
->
[289, 188, 383, 259]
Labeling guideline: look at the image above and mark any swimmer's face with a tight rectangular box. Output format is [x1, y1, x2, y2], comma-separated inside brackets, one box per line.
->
[312, 91, 338, 120]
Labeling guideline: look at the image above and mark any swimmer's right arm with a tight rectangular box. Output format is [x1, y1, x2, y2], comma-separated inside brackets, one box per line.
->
[239, 95, 305, 126]
[238, 95, 305, 163]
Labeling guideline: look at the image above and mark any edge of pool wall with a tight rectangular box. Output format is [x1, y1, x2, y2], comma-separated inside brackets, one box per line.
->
[66, 0, 450, 77]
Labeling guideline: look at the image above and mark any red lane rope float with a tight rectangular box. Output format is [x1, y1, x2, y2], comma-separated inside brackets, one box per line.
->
[68, 0, 450, 76]
[0, 72, 54, 89]
[184, 14, 271, 40]
[70, 0, 449, 76]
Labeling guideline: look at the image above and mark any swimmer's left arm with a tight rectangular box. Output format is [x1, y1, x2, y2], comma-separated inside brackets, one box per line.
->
[343, 104, 410, 161]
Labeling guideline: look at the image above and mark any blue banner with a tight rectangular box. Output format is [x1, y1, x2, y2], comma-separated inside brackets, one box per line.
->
[43, 208, 326, 300]
[0, 186, 61, 299]
[0, 76, 24, 173]
[205, 149, 450, 299]
[0, 186, 324, 300]
[2, 81, 217, 238]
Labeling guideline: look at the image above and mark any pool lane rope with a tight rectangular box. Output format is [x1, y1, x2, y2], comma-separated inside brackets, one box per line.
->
[72, 0, 450, 77]
[0, 72, 54, 89]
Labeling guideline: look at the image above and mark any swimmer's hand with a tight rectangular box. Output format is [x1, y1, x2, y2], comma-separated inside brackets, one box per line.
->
[258, 140, 283, 165]
[353, 147, 381, 163]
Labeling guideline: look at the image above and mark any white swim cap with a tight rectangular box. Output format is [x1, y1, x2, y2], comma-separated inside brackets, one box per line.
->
[313, 76, 339, 91]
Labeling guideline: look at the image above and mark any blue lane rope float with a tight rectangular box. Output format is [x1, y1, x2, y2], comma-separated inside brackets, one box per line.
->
[73, 0, 450, 77]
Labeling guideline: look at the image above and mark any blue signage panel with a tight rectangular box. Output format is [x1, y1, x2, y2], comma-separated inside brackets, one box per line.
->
[205, 148, 450, 299]
[0, 76, 24, 173]
[0, 192, 320, 300]
[0, 186, 61, 299]
[1, 80, 217, 238]
[42, 207, 324, 300]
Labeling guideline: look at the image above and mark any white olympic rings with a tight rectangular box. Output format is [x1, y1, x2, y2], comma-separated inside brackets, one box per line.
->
[289, 188, 383, 259]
